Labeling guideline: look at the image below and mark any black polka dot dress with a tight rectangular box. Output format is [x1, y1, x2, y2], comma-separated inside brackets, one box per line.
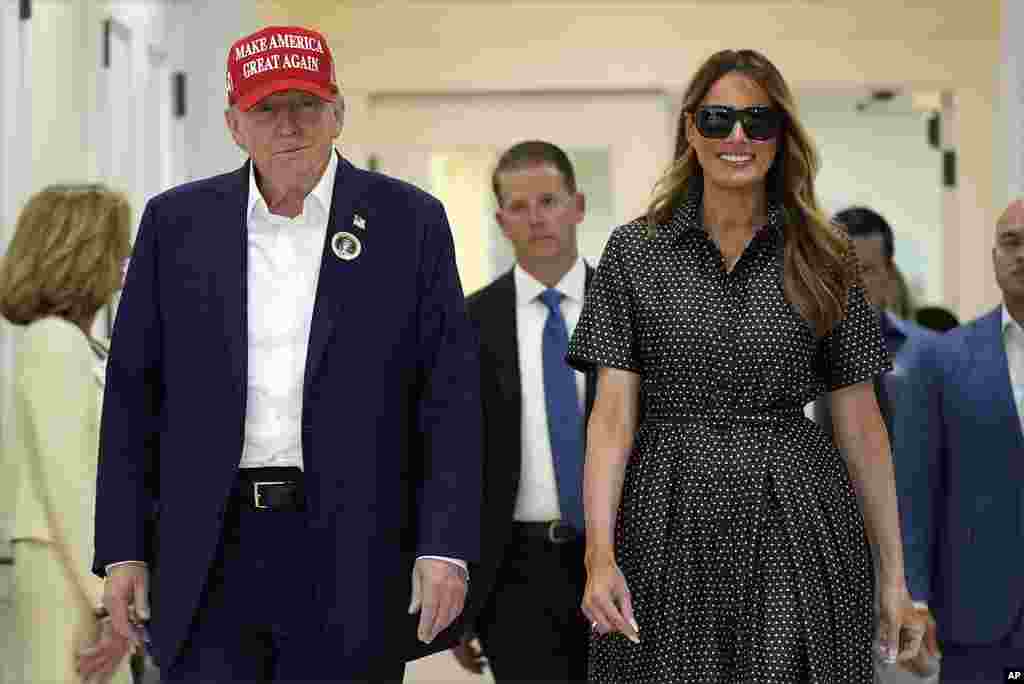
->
[567, 189, 890, 683]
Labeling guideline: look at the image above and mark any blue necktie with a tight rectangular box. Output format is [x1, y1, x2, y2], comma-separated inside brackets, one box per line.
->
[539, 288, 585, 531]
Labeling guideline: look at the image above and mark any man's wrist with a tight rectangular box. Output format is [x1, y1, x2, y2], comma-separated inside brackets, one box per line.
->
[105, 560, 148, 574]
[416, 555, 468, 580]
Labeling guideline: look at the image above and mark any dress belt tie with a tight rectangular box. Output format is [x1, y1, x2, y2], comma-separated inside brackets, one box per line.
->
[645, 407, 804, 427]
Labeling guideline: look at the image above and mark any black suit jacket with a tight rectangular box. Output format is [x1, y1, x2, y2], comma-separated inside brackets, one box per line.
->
[463, 266, 596, 632]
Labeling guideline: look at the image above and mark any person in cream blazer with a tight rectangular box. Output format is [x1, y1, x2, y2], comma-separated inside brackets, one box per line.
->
[0, 184, 133, 683]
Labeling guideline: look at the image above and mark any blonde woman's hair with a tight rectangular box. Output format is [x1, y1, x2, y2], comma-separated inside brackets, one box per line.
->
[648, 49, 854, 337]
[0, 184, 131, 328]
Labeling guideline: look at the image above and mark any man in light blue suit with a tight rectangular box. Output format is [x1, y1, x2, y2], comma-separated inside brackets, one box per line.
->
[895, 200, 1024, 682]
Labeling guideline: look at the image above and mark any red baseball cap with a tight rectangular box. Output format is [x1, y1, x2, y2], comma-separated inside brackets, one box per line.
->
[226, 26, 338, 112]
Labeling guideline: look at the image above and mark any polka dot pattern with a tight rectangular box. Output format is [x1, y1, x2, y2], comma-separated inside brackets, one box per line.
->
[567, 189, 890, 683]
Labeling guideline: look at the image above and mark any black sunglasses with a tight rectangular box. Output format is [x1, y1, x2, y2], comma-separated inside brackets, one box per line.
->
[694, 105, 783, 141]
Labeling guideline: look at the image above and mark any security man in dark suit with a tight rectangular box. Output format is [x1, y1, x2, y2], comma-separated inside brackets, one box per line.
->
[454, 141, 594, 681]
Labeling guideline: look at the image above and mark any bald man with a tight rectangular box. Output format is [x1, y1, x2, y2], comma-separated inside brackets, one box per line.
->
[894, 200, 1024, 682]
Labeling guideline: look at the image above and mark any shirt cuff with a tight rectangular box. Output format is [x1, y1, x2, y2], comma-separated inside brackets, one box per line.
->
[105, 560, 148, 574]
[416, 555, 469, 580]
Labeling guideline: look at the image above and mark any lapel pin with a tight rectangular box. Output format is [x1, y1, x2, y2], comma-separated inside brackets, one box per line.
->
[353, 213, 366, 230]
[331, 231, 362, 261]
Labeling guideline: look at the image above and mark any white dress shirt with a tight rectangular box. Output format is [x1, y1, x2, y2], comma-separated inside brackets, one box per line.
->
[513, 258, 587, 522]
[1002, 305, 1024, 438]
[240, 151, 337, 469]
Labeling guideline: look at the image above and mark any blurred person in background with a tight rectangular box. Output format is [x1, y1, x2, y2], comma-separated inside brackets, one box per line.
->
[895, 198, 1024, 682]
[813, 206, 937, 438]
[567, 49, 922, 682]
[455, 141, 593, 682]
[885, 263, 916, 320]
[0, 183, 133, 683]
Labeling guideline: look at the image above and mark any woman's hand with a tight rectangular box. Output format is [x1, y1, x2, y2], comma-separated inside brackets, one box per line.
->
[76, 615, 133, 684]
[581, 551, 640, 644]
[877, 579, 926, 666]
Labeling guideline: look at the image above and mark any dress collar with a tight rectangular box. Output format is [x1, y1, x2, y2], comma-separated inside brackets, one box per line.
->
[659, 182, 785, 243]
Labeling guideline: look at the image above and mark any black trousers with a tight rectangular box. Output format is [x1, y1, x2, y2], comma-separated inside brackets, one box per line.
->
[163, 479, 406, 683]
[477, 528, 589, 683]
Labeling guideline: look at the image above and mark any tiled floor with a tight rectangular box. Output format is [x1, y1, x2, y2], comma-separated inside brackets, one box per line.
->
[406, 649, 494, 683]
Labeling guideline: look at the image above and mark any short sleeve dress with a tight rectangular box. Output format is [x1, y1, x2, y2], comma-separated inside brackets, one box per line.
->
[566, 189, 890, 684]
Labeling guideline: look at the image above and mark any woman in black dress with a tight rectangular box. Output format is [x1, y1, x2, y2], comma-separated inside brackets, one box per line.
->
[569, 49, 925, 682]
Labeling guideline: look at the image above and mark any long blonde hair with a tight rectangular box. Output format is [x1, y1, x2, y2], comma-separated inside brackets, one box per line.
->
[0, 184, 131, 328]
[648, 49, 853, 337]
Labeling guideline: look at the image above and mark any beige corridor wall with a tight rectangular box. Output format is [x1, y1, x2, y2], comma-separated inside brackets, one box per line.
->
[260, 0, 1004, 321]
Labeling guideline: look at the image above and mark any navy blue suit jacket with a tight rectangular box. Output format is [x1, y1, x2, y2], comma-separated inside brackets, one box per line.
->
[93, 156, 483, 669]
[895, 307, 1024, 644]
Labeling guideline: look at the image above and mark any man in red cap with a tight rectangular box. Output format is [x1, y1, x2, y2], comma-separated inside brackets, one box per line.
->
[88, 25, 482, 682]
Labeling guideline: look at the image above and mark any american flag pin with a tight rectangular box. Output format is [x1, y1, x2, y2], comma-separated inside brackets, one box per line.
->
[353, 214, 366, 230]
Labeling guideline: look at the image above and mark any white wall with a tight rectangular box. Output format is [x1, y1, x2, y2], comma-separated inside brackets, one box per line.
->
[0, 0, 30, 519]
[801, 92, 944, 307]
[1004, 0, 1024, 198]
[366, 91, 673, 294]
[182, 0, 262, 180]
[267, 0, 1002, 321]
[1, 5, 186, 680]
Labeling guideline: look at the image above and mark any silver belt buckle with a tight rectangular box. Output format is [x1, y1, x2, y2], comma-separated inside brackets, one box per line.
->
[252, 481, 288, 510]
[547, 520, 574, 545]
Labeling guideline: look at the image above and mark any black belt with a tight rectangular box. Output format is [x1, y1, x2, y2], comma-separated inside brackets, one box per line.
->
[232, 467, 305, 512]
[513, 520, 581, 545]
[646, 408, 804, 427]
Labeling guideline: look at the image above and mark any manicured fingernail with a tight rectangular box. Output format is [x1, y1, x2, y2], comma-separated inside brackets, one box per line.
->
[628, 634, 640, 644]
[629, 619, 640, 632]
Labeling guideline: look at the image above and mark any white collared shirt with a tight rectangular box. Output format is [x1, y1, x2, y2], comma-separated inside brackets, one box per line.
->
[1002, 305, 1024, 438]
[239, 152, 338, 469]
[238, 151, 464, 575]
[513, 258, 587, 522]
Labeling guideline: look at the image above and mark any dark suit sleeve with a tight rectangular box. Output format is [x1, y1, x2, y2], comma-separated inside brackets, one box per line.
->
[891, 335, 943, 602]
[413, 199, 483, 563]
[93, 199, 164, 576]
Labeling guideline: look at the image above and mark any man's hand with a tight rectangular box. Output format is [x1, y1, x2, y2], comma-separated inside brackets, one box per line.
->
[451, 632, 487, 674]
[76, 616, 133, 684]
[902, 604, 942, 677]
[407, 558, 467, 644]
[102, 563, 150, 646]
